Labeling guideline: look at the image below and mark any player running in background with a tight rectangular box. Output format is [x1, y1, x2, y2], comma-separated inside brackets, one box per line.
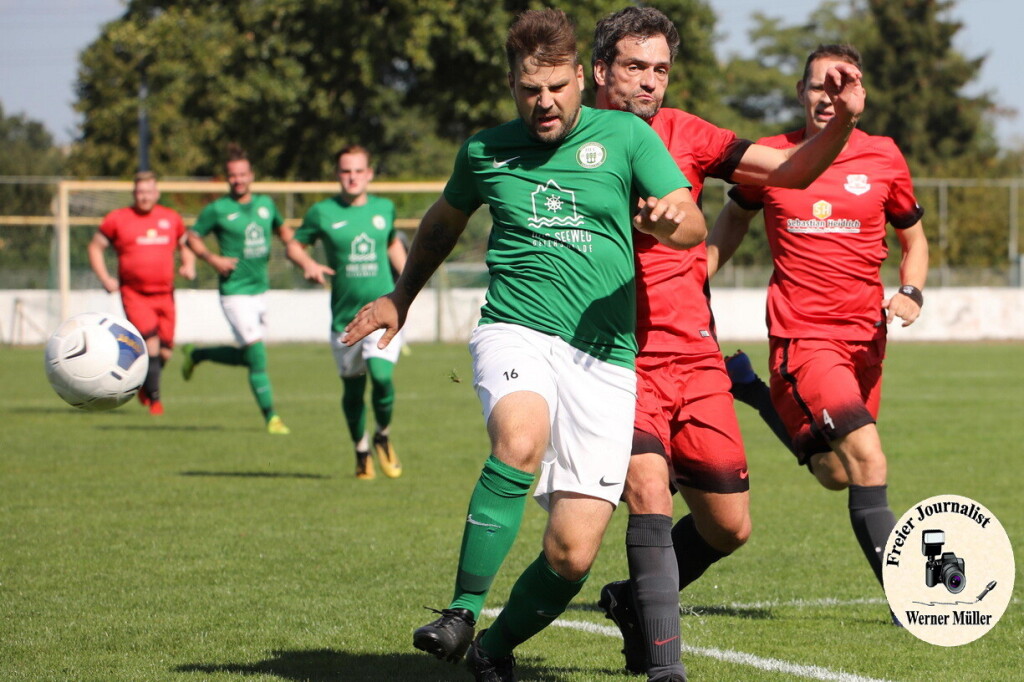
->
[88, 171, 195, 416]
[344, 10, 704, 681]
[286, 145, 407, 479]
[183, 145, 293, 435]
[707, 43, 928, 621]
[590, 8, 865, 679]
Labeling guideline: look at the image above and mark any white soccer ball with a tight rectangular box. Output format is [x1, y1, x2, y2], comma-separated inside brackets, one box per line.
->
[44, 312, 149, 411]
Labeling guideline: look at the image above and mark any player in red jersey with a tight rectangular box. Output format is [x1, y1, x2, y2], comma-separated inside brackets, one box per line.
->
[590, 8, 865, 681]
[88, 171, 195, 415]
[708, 44, 928, 622]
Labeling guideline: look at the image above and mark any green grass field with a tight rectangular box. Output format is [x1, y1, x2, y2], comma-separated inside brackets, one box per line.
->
[2, 342, 1021, 681]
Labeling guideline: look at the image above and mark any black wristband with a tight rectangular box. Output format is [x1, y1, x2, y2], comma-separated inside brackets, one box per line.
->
[898, 284, 924, 307]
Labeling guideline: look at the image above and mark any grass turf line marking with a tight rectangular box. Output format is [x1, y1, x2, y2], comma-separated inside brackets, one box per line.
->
[481, 608, 894, 682]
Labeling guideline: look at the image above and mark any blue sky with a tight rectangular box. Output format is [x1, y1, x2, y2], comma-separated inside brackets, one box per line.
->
[1, 0, 1020, 148]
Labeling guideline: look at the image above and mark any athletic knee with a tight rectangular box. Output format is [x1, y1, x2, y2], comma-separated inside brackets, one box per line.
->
[543, 545, 593, 582]
[810, 452, 850, 490]
[623, 475, 672, 516]
[701, 515, 751, 554]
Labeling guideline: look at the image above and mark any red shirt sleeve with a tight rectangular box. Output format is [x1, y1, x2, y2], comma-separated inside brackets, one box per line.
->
[882, 140, 925, 229]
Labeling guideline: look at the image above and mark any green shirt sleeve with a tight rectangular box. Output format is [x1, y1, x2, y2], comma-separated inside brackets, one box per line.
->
[442, 140, 483, 216]
[193, 202, 220, 237]
[295, 203, 321, 246]
[629, 117, 692, 198]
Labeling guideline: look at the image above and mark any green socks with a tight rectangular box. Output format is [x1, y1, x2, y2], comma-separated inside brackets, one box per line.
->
[243, 342, 275, 419]
[367, 358, 395, 429]
[480, 552, 587, 657]
[341, 375, 368, 441]
[450, 455, 534, 617]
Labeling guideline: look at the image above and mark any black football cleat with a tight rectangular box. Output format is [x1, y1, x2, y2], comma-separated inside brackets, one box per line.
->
[466, 629, 517, 682]
[598, 580, 647, 675]
[413, 607, 475, 663]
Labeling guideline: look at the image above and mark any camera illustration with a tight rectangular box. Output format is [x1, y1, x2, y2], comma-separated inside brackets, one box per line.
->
[922, 529, 966, 594]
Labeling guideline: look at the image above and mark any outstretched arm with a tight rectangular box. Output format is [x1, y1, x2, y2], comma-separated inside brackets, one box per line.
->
[285, 239, 335, 285]
[706, 199, 760, 278]
[344, 196, 469, 348]
[731, 62, 865, 188]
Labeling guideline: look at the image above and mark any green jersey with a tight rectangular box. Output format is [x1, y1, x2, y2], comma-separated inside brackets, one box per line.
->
[193, 194, 284, 295]
[295, 195, 398, 331]
[443, 106, 690, 368]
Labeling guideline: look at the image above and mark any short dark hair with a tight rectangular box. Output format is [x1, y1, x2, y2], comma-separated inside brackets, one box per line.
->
[225, 143, 248, 164]
[801, 44, 862, 83]
[505, 8, 578, 73]
[335, 144, 371, 166]
[592, 6, 680, 69]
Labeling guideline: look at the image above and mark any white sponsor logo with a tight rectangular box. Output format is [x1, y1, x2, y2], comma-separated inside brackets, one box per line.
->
[227, 212, 240, 221]
[332, 220, 348, 229]
[349, 233, 377, 263]
[528, 180, 583, 229]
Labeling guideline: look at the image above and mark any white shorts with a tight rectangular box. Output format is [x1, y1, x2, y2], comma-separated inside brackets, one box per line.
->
[330, 328, 403, 377]
[469, 323, 636, 510]
[220, 294, 267, 346]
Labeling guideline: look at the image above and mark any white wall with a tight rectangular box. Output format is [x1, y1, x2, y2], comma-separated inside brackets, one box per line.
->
[2, 287, 1022, 345]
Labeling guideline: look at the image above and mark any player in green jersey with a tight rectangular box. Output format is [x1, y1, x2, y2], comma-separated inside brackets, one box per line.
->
[287, 145, 407, 479]
[183, 145, 292, 435]
[344, 10, 705, 681]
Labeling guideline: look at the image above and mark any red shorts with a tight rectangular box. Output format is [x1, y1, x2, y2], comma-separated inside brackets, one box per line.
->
[769, 336, 884, 463]
[633, 350, 749, 493]
[120, 288, 176, 348]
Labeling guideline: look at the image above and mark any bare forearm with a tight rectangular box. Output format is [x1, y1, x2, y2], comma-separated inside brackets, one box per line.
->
[707, 201, 755, 278]
[394, 218, 462, 305]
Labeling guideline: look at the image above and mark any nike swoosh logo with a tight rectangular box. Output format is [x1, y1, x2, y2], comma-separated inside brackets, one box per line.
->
[492, 156, 520, 169]
[599, 477, 620, 487]
[536, 610, 558, 619]
[739, 469, 749, 479]
[654, 636, 679, 646]
[466, 514, 501, 529]
[332, 220, 348, 229]
[227, 212, 240, 220]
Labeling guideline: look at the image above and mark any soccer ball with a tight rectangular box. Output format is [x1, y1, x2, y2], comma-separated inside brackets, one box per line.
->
[44, 312, 149, 411]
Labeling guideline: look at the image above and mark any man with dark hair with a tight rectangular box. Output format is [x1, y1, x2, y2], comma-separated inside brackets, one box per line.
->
[344, 9, 704, 681]
[708, 43, 927, 623]
[591, 8, 866, 681]
[88, 171, 195, 415]
[183, 145, 293, 434]
[287, 145, 406, 479]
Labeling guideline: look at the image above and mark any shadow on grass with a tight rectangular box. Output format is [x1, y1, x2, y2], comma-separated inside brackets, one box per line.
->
[179, 471, 330, 479]
[565, 601, 773, 620]
[96, 424, 227, 432]
[174, 648, 596, 681]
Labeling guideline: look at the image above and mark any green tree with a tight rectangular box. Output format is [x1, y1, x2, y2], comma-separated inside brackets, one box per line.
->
[69, 1, 722, 181]
[719, 0, 997, 170]
[0, 103, 64, 284]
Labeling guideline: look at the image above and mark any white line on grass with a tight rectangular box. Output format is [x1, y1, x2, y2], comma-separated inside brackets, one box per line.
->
[481, 608, 894, 682]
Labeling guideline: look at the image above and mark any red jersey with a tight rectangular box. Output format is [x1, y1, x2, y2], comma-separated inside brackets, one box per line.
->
[637, 108, 750, 353]
[99, 204, 186, 294]
[729, 128, 923, 340]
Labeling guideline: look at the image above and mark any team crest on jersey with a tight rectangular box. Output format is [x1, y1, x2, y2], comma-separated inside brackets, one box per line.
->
[576, 142, 606, 169]
[812, 200, 833, 220]
[844, 174, 871, 195]
[529, 180, 584, 228]
[258, 206, 270, 220]
[157, 219, 171, 230]
[372, 215, 387, 230]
